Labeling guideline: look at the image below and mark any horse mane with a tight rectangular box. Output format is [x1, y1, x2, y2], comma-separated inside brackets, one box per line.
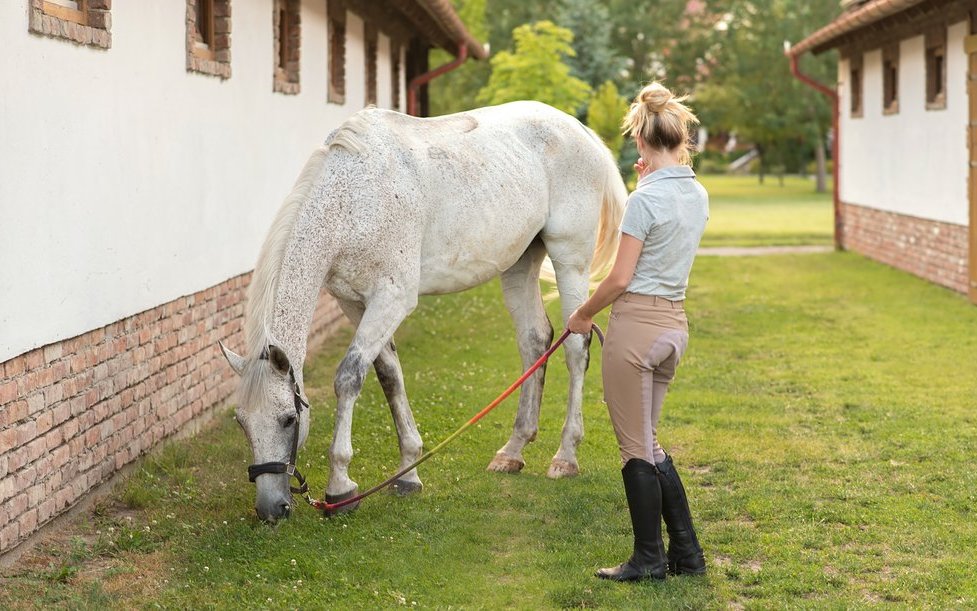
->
[327, 111, 370, 155]
[244, 146, 331, 360]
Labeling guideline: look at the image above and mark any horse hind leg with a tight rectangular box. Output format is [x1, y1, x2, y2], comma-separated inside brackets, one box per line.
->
[546, 256, 592, 479]
[374, 340, 423, 495]
[487, 239, 553, 474]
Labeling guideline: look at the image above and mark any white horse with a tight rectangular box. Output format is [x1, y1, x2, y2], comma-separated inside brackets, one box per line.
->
[219, 101, 626, 521]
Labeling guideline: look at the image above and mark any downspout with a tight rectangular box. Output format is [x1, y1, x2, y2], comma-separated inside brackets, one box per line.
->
[407, 41, 469, 117]
[786, 43, 843, 250]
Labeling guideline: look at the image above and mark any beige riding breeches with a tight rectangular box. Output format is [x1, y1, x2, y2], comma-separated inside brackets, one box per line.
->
[602, 293, 689, 465]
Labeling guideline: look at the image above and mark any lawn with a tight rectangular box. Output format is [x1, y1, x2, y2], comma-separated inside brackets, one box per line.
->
[697, 174, 834, 247]
[3, 249, 976, 608]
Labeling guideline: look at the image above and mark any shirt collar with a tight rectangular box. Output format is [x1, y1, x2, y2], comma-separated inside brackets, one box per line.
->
[636, 164, 696, 187]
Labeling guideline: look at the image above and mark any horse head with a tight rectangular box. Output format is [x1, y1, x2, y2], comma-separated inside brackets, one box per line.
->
[219, 341, 310, 522]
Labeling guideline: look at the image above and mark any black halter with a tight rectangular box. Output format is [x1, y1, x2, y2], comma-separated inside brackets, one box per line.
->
[246, 346, 310, 495]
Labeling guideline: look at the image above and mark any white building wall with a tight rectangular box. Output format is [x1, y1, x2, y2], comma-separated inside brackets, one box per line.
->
[838, 20, 969, 227]
[0, 0, 402, 362]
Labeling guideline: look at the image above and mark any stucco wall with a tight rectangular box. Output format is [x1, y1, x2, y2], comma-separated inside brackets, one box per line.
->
[837, 20, 969, 227]
[0, 0, 400, 362]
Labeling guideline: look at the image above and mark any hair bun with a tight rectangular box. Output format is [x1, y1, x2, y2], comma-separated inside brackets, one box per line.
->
[640, 83, 673, 113]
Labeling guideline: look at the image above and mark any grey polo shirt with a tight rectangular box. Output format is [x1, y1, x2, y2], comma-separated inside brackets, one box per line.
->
[619, 165, 709, 300]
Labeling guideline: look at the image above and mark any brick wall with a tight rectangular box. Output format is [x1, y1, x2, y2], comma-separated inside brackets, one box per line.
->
[841, 202, 970, 294]
[0, 273, 345, 557]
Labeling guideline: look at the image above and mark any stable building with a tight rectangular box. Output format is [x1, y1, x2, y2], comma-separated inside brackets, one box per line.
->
[790, 0, 977, 303]
[0, 0, 483, 560]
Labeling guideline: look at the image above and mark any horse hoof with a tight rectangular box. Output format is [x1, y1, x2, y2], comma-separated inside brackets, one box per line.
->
[391, 479, 423, 496]
[322, 488, 360, 517]
[546, 459, 579, 479]
[487, 452, 525, 473]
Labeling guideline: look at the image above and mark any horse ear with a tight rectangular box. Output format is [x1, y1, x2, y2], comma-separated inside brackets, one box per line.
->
[267, 345, 291, 377]
[218, 341, 246, 376]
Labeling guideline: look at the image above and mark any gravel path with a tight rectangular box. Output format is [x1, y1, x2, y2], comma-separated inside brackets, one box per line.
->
[697, 245, 834, 256]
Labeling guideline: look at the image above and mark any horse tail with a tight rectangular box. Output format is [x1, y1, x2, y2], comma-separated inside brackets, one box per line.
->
[588, 150, 627, 283]
[539, 145, 626, 296]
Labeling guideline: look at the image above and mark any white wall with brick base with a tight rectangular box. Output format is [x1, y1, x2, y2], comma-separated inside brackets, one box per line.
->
[0, 275, 344, 556]
[841, 202, 969, 294]
[0, 0, 443, 558]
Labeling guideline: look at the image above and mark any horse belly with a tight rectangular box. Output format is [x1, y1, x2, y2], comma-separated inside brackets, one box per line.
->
[417, 214, 542, 295]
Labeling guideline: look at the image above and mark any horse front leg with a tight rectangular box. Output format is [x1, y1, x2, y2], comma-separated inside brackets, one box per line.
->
[325, 295, 414, 513]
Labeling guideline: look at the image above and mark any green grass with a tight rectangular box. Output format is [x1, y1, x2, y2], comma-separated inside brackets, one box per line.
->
[4, 251, 977, 608]
[698, 174, 834, 247]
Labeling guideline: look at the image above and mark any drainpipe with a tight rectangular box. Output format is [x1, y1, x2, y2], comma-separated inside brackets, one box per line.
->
[786, 42, 842, 250]
[407, 41, 468, 117]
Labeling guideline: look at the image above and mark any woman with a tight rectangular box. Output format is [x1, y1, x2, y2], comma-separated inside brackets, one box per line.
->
[567, 82, 708, 582]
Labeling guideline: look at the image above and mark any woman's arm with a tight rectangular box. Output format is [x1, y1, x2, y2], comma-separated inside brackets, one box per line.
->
[566, 233, 643, 334]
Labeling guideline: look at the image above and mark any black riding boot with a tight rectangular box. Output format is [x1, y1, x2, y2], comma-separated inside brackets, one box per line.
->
[596, 458, 667, 581]
[657, 454, 706, 575]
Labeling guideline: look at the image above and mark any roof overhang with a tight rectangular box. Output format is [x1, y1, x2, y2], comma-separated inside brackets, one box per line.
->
[346, 0, 487, 60]
[789, 0, 933, 56]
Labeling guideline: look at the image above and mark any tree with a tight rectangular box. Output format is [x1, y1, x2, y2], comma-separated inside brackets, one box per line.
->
[587, 81, 627, 156]
[693, 0, 838, 187]
[476, 21, 592, 114]
[555, 0, 627, 91]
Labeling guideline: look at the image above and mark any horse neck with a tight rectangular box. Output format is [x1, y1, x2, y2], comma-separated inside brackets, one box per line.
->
[267, 236, 334, 380]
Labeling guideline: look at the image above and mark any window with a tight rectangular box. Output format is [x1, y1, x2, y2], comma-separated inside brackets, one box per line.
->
[328, 0, 346, 104]
[926, 27, 947, 110]
[849, 54, 863, 118]
[273, 0, 301, 94]
[882, 44, 899, 115]
[186, 0, 231, 79]
[365, 23, 378, 106]
[391, 42, 402, 111]
[29, 0, 111, 49]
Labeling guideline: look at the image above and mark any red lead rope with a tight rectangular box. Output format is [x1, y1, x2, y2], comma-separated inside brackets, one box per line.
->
[304, 325, 604, 514]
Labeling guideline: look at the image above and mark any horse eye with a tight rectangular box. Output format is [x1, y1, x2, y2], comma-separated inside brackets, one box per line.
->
[282, 415, 297, 428]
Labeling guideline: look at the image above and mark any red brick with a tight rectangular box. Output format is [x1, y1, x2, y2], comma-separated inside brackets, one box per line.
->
[0, 522, 20, 551]
[0, 379, 19, 405]
[4, 356, 26, 378]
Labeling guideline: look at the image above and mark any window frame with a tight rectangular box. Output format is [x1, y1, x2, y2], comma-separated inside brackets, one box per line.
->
[365, 22, 378, 106]
[849, 53, 864, 118]
[29, 0, 112, 49]
[925, 26, 947, 111]
[882, 43, 900, 115]
[327, 0, 347, 105]
[273, 0, 301, 95]
[186, 0, 231, 79]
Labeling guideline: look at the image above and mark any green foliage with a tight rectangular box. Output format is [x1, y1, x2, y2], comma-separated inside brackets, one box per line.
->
[555, 0, 627, 90]
[476, 21, 592, 114]
[586, 81, 627, 156]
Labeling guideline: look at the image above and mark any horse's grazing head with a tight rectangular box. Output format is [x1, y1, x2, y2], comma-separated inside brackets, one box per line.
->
[219, 341, 310, 522]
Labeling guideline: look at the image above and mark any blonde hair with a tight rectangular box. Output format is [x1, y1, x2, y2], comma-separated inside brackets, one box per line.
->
[622, 82, 699, 165]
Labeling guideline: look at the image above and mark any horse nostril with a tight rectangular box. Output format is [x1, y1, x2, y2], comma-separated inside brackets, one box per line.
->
[281, 502, 291, 518]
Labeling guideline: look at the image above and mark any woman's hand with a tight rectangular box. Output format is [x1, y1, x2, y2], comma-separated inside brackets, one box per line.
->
[634, 157, 653, 178]
[567, 307, 593, 335]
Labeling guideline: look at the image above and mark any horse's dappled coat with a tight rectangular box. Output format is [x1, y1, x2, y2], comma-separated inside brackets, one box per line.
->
[221, 101, 627, 520]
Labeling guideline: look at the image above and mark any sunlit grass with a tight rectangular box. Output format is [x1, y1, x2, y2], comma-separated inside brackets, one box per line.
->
[698, 174, 834, 247]
[3, 252, 976, 608]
